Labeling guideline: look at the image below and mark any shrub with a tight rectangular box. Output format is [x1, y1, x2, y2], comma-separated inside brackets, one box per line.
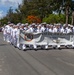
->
[26, 15, 41, 23]
[43, 14, 66, 24]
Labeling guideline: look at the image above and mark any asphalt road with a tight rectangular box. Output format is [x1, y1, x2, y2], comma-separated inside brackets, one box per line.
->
[0, 33, 74, 75]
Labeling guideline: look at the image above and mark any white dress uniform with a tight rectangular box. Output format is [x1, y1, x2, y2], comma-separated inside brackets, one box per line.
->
[60, 27, 65, 33]
[5, 25, 11, 42]
[40, 26, 45, 32]
[9, 26, 13, 43]
[53, 27, 58, 33]
[26, 27, 33, 33]
[72, 26, 74, 32]
[19, 26, 26, 50]
[28, 27, 34, 32]
[49, 28, 53, 33]
[16, 28, 21, 48]
[2, 27, 7, 41]
[12, 27, 17, 46]
[37, 26, 42, 33]
[66, 27, 72, 33]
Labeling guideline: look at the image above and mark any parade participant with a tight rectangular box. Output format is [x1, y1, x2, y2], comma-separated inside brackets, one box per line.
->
[24, 23, 29, 31]
[5, 23, 11, 43]
[49, 25, 54, 33]
[12, 25, 17, 46]
[45, 24, 49, 32]
[60, 26, 64, 33]
[40, 22, 46, 32]
[19, 24, 26, 50]
[30, 23, 37, 49]
[72, 26, 74, 32]
[53, 26, 58, 33]
[37, 24, 42, 33]
[30, 23, 36, 32]
[66, 26, 72, 33]
[15, 25, 20, 48]
[9, 23, 14, 44]
[2, 24, 7, 41]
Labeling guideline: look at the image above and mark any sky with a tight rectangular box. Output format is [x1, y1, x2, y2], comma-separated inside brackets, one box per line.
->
[0, 0, 22, 19]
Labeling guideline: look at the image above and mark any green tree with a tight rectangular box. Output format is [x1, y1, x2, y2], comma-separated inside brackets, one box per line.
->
[6, 7, 13, 22]
[18, 0, 57, 22]
[0, 17, 8, 26]
[43, 14, 65, 24]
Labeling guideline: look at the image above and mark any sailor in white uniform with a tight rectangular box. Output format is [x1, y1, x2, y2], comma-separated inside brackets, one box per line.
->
[20, 24, 26, 50]
[5, 24, 11, 43]
[2, 24, 7, 41]
[66, 26, 72, 33]
[53, 26, 58, 33]
[12, 25, 17, 46]
[49, 25, 54, 33]
[37, 24, 42, 33]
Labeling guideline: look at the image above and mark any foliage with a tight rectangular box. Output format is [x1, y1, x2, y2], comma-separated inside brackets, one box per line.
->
[27, 15, 41, 23]
[43, 14, 66, 24]
[19, 0, 55, 21]
[0, 17, 8, 26]
[0, 0, 74, 24]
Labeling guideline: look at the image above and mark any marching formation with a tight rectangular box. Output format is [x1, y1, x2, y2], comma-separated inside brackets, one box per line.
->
[2, 22, 74, 50]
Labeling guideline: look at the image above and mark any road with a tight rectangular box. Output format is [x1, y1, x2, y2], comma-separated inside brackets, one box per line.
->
[0, 33, 74, 75]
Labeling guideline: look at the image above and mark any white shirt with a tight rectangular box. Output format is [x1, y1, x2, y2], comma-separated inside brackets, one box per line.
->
[16, 28, 20, 38]
[49, 28, 53, 33]
[66, 28, 72, 33]
[26, 27, 33, 33]
[60, 27, 64, 33]
[2, 27, 7, 35]
[40, 26, 45, 32]
[72, 26, 74, 32]
[6, 25, 11, 34]
[12, 28, 17, 38]
[37, 28, 42, 33]
[53, 27, 57, 33]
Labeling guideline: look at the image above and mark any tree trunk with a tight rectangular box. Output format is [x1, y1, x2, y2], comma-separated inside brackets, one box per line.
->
[72, 11, 74, 25]
[65, 6, 69, 25]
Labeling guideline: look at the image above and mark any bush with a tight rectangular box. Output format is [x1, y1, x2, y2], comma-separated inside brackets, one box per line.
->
[43, 14, 66, 24]
[26, 15, 41, 23]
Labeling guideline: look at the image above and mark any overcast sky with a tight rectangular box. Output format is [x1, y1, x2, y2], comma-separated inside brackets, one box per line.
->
[0, 0, 22, 19]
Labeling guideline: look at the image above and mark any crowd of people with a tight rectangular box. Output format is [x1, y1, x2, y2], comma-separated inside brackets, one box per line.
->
[2, 22, 74, 50]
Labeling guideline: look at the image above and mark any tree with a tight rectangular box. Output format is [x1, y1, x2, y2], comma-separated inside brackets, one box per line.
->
[27, 15, 41, 23]
[71, 0, 74, 25]
[0, 0, 74, 24]
[18, 0, 56, 22]
[0, 17, 8, 26]
[43, 14, 65, 24]
[6, 7, 13, 22]
[53, 0, 73, 25]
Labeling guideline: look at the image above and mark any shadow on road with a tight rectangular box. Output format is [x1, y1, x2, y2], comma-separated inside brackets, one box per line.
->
[0, 44, 10, 46]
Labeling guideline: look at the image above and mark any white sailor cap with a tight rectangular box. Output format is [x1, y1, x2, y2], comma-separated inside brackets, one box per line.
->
[25, 23, 28, 25]
[68, 24, 73, 27]
[31, 23, 36, 25]
[17, 23, 21, 26]
[13, 25, 16, 28]
[42, 22, 47, 25]
[8, 21, 11, 24]
[46, 24, 49, 26]
[21, 24, 25, 26]
[38, 24, 41, 26]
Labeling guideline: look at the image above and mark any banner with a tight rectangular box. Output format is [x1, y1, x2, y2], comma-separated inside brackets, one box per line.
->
[19, 30, 74, 46]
